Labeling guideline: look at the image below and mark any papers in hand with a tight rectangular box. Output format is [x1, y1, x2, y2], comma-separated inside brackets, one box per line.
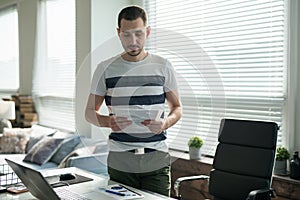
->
[112, 109, 163, 122]
[112, 109, 163, 133]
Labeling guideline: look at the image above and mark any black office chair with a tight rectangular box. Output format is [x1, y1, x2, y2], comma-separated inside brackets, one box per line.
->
[174, 118, 279, 200]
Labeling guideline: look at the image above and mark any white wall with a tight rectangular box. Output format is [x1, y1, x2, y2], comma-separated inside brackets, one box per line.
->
[18, 0, 37, 95]
[90, 0, 131, 139]
[75, 0, 131, 139]
[80, 0, 143, 139]
[75, 0, 92, 137]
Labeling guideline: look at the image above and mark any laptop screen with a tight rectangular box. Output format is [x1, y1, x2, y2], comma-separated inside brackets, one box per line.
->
[5, 158, 60, 200]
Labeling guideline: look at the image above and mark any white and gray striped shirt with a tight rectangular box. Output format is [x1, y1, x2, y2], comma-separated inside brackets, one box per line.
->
[90, 53, 178, 151]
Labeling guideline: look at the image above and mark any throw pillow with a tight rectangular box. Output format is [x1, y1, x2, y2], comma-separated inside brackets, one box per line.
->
[52, 131, 74, 138]
[75, 138, 109, 154]
[30, 124, 57, 136]
[26, 135, 46, 153]
[0, 128, 32, 154]
[50, 135, 81, 164]
[58, 146, 96, 168]
[25, 125, 57, 153]
[23, 137, 64, 165]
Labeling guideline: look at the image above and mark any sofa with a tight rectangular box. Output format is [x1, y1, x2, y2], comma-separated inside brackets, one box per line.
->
[0, 125, 109, 175]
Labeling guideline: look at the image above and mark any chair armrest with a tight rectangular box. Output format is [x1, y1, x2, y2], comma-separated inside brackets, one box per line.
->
[247, 188, 276, 200]
[174, 175, 209, 198]
[65, 152, 108, 175]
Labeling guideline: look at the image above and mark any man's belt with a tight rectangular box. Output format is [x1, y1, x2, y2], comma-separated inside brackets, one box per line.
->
[127, 148, 157, 154]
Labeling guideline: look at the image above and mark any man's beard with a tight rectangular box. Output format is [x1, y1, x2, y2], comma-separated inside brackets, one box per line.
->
[127, 50, 142, 57]
[126, 45, 142, 57]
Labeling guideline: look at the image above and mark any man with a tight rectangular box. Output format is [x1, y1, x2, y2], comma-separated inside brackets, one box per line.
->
[85, 5, 182, 196]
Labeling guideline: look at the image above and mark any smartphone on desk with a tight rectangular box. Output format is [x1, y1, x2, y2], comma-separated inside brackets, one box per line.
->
[6, 185, 28, 194]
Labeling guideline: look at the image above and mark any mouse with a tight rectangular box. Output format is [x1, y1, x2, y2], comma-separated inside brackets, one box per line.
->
[59, 173, 76, 181]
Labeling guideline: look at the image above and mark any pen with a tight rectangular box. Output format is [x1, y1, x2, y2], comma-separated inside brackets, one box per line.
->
[120, 185, 141, 196]
[105, 189, 126, 196]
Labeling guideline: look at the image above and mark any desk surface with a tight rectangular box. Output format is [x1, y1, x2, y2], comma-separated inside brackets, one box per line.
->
[0, 167, 175, 200]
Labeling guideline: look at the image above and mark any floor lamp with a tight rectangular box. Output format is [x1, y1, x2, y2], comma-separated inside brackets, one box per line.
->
[0, 101, 16, 133]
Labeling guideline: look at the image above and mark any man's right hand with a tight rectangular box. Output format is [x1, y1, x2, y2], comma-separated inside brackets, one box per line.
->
[109, 115, 132, 131]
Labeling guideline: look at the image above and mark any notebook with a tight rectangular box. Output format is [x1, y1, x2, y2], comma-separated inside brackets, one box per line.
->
[5, 158, 91, 200]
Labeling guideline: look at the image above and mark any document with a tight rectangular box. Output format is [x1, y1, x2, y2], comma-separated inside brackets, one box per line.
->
[112, 109, 163, 133]
[112, 109, 163, 122]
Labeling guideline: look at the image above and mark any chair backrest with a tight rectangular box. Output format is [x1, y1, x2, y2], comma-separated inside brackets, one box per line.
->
[209, 118, 278, 200]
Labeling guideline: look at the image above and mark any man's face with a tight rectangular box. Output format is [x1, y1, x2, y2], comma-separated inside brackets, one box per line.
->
[118, 18, 150, 57]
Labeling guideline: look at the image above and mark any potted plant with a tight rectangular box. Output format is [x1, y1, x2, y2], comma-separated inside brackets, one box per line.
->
[188, 136, 203, 160]
[274, 146, 290, 175]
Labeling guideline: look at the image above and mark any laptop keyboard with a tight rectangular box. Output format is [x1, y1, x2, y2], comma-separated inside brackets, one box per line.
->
[54, 187, 90, 200]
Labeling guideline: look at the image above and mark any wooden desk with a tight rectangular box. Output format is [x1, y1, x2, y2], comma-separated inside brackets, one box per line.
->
[0, 167, 176, 200]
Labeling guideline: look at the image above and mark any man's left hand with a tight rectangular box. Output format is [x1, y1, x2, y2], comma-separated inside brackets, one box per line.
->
[141, 119, 165, 134]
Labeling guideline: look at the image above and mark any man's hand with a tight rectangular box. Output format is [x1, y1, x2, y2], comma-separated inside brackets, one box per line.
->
[141, 119, 165, 134]
[109, 115, 132, 131]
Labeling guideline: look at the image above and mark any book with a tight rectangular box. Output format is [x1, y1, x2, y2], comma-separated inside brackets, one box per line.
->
[23, 113, 38, 121]
[20, 104, 34, 108]
[20, 107, 35, 114]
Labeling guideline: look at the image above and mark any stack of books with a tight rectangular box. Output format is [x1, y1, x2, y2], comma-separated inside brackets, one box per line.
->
[11, 95, 38, 128]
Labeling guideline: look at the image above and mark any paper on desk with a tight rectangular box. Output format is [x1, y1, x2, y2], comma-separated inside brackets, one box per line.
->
[99, 184, 144, 199]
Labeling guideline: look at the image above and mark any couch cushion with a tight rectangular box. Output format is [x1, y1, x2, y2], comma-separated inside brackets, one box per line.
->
[58, 146, 96, 168]
[23, 137, 64, 165]
[52, 131, 74, 138]
[50, 135, 81, 164]
[75, 138, 108, 153]
[0, 128, 31, 154]
[26, 125, 57, 153]
[30, 124, 57, 136]
[26, 135, 45, 153]
[0, 154, 57, 171]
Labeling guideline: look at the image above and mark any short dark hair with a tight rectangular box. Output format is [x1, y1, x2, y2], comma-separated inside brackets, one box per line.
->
[118, 6, 147, 28]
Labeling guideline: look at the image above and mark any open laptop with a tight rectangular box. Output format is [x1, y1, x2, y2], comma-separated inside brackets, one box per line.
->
[5, 158, 90, 200]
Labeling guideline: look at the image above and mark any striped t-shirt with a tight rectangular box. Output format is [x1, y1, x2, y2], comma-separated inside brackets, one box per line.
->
[90, 53, 178, 150]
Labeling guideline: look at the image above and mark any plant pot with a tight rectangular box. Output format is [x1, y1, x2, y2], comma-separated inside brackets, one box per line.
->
[189, 147, 201, 160]
[274, 160, 287, 175]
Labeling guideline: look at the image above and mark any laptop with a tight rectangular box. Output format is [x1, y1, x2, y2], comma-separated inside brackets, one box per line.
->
[5, 158, 90, 200]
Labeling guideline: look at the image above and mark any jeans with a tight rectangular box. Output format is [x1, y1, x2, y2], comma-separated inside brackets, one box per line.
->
[107, 150, 171, 196]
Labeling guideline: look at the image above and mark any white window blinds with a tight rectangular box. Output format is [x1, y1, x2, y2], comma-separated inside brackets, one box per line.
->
[0, 6, 19, 93]
[32, 0, 75, 131]
[144, 0, 286, 156]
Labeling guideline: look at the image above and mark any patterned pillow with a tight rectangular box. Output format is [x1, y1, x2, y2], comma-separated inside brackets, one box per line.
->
[23, 137, 64, 165]
[58, 146, 96, 168]
[0, 128, 32, 154]
[26, 135, 46, 153]
[50, 135, 81, 164]
[25, 125, 57, 153]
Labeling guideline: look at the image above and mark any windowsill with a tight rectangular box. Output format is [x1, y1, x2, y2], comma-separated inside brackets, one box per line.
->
[273, 173, 300, 184]
[170, 149, 213, 165]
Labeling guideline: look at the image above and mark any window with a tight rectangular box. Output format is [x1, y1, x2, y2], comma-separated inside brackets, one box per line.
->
[32, 0, 75, 131]
[0, 6, 19, 95]
[144, 0, 286, 156]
